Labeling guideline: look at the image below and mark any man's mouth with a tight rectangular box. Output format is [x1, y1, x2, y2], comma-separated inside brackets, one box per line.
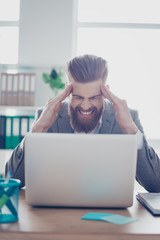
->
[78, 109, 95, 118]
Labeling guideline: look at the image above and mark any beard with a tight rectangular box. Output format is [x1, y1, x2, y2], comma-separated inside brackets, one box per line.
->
[68, 104, 104, 133]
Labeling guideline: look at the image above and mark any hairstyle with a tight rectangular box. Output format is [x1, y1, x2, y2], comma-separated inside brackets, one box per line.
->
[66, 54, 108, 83]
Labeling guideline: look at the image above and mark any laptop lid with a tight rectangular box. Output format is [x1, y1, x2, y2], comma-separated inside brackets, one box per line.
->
[25, 133, 137, 208]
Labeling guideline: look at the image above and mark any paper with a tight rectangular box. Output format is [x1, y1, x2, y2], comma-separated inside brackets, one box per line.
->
[81, 212, 113, 221]
[82, 212, 137, 225]
[100, 214, 137, 225]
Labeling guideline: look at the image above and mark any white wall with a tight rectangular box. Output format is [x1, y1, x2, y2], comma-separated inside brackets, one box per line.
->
[18, 0, 74, 106]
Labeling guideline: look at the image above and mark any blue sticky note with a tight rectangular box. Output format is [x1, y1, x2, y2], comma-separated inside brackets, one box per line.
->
[82, 212, 113, 221]
[100, 214, 137, 225]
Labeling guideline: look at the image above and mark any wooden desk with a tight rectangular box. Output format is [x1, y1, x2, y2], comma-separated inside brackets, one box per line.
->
[0, 190, 160, 240]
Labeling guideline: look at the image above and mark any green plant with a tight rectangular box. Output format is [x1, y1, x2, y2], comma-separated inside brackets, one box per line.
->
[42, 68, 65, 96]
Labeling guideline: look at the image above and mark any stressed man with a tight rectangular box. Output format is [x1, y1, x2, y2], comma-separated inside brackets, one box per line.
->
[5, 54, 160, 191]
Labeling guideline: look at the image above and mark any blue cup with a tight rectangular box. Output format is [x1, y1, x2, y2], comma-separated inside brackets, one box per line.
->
[0, 179, 21, 223]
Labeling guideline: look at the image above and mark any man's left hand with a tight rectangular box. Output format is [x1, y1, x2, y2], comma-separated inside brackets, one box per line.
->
[101, 85, 138, 134]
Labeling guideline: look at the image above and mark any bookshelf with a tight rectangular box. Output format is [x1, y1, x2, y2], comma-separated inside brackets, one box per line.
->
[0, 106, 37, 150]
[0, 106, 37, 116]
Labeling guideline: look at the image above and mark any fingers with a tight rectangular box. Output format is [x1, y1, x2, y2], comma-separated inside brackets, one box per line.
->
[55, 84, 72, 102]
[101, 85, 121, 105]
[49, 84, 72, 106]
[55, 102, 63, 113]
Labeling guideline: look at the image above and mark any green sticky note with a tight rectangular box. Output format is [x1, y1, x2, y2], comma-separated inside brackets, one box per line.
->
[81, 212, 113, 221]
[100, 214, 137, 225]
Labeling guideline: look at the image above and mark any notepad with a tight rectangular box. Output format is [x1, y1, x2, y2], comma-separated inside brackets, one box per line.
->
[100, 214, 137, 225]
[136, 192, 160, 216]
[81, 212, 113, 221]
[82, 212, 137, 225]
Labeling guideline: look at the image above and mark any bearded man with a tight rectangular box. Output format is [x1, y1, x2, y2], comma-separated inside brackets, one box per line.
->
[5, 54, 160, 191]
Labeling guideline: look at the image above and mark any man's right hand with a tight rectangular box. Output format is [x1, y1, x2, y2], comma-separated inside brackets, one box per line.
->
[31, 85, 72, 133]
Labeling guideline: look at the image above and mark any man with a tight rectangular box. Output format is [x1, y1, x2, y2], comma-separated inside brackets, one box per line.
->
[5, 54, 160, 191]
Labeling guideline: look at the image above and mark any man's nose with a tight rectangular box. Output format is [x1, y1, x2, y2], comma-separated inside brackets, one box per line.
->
[80, 99, 91, 110]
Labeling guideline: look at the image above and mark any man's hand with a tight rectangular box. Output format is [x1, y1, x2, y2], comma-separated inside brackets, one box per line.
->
[32, 85, 72, 133]
[101, 85, 138, 134]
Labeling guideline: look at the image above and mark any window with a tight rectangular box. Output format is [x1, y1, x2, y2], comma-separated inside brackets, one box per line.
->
[0, 0, 20, 64]
[76, 0, 160, 139]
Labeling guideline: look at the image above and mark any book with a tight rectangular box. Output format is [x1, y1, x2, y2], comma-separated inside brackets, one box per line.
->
[136, 192, 160, 216]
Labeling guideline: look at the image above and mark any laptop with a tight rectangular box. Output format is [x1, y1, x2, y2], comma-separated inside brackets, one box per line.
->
[25, 133, 137, 208]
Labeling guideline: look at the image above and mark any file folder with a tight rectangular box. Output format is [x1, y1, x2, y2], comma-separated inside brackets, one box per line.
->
[20, 117, 28, 142]
[4, 115, 34, 149]
[12, 74, 18, 106]
[1, 72, 36, 106]
[5, 117, 12, 149]
[30, 74, 36, 106]
[6, 75, 13, 106]
[0, 74, 7, 105]
[12, 117, 21, 149]
[24, 75, 30, 106]
[18, 74, 24, 106]
[0, 116, 6, 149]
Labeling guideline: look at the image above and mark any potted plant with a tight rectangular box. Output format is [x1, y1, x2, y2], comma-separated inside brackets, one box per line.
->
[42, 68, 65, 96]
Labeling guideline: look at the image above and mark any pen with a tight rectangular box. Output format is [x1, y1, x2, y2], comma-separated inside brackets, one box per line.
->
[4, 171, 12, 184]
[0, 186, 17, 208]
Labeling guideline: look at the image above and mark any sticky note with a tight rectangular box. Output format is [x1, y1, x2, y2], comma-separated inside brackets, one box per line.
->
[100, 214, 137, 225]
[81, 212, 113, 221]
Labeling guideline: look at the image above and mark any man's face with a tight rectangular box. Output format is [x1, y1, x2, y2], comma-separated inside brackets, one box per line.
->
[68, 79, 104, 133]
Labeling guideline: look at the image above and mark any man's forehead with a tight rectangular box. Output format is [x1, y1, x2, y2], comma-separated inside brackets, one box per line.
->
[71, 78, 104, 90]
[72, 81, 103, 97]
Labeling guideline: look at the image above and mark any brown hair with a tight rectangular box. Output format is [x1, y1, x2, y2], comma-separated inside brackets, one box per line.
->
[66, 54, 108, 83]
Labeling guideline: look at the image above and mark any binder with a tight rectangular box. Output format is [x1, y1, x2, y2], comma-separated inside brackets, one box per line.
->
[24, 74, 30, 106]
[4, 115, 35, 149]
[20, 117, 28, 142]
[6, 74, 13, 106]
[0, 72, 36, 106]
[5, 117, 12, 149]
[0, 74, 7, 105]
[18, 74, 24, 106]
[0, 116, 6, 149]
[29, 74, 36, 106]
[29, 116, 35, 130]
[12, 117, 21, 149]
[12, 74, 18, 106]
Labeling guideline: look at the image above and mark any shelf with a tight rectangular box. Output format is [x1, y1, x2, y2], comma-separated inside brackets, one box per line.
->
[0, 106, 38, 116]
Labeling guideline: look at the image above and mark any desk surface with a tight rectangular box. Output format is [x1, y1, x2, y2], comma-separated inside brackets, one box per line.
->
[0, 190, 160, 240]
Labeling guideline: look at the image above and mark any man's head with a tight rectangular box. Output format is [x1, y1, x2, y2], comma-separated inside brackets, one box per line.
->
[66, 54, 108, 133]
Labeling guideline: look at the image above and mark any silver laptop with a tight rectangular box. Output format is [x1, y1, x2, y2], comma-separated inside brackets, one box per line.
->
[25, 133, 137, 208]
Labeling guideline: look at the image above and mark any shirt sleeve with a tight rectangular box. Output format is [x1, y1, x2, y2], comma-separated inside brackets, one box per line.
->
[136, 129, 143, 149]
